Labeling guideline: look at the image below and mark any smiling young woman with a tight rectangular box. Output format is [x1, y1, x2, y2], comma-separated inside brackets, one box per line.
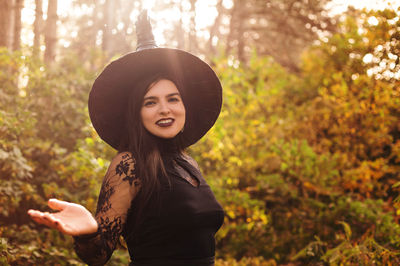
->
[28, 10, 223, 266]
[140, 79, 186, 139]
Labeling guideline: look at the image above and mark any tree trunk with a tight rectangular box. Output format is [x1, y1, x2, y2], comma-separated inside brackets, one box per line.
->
[33, 0, 43, 57]
[120, 0, 134, 52]
[225, 0, 245, 62]
[44, 0, 58, 64]
[225, 1, 237, 56]
[176, 1, 185, 49]
[102, 0, 113, 54]
[236, 2, 245, 62]
[207, 0, 223, 55]
[12, 0, 24, 51]
[8, 0, 16, 49]
[0, 0, 12, 48]
[188, 0, 198, 53]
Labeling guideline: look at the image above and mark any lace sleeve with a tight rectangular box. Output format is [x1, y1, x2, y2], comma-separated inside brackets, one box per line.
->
[73, 152, 140, 265]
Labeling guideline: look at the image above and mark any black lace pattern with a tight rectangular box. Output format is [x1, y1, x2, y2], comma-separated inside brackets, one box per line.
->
[116, 154, 140, 186]
[74, 152, 140, 265]
[96, 177, 115, 214]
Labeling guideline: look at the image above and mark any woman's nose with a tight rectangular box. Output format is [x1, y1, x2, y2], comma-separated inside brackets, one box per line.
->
[158, 101, 170, 115]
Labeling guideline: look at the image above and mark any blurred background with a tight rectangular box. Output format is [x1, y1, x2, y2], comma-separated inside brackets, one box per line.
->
[0, 0, 399, 265]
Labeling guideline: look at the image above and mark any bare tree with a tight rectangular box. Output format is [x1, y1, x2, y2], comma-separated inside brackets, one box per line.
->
[56, 0, 336, 72]
[223, 0, 336, 71]
[120, 0, 136, 52]
[0, 0, 12, 48]
[44, 0, 58, 64]
[207, 0, 224, 55]
[226, 0, 246, 61]
[33, 0, 44, 57]
[8, 0, 16, 50]
[12, 0, 24, 51]
[102, 0, 113, 53]
[188, 0, 198, 53]
[175, 1, 185, 49]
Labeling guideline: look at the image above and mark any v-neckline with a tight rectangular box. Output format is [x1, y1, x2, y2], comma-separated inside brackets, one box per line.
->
[173, 160, 200, 188]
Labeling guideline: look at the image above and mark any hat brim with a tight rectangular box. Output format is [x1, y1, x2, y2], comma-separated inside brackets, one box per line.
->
[89, 48, 222, 150]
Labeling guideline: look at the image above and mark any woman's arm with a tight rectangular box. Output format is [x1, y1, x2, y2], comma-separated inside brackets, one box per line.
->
[74, 152, 140, 265]
[28, 152, 140, 265]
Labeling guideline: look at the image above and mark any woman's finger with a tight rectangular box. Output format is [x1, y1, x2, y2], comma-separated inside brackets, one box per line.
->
[30, 214, 46, 225]
[28, 209, 43, 217]
[28, 209, 73, 234]
[28, 210, 50, 224]
[30, 214, 54, 228]
[48, 198, 70, 211]
[29, 210, 56, 227]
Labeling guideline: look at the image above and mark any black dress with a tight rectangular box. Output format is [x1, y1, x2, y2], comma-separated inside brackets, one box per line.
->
[74, 151, 224, 266]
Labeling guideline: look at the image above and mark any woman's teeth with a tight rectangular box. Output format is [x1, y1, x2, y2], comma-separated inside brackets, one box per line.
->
[157, 119, 173, 126]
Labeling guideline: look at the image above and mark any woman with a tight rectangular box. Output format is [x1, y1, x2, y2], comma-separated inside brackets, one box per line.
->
[28, 10, 224, 266]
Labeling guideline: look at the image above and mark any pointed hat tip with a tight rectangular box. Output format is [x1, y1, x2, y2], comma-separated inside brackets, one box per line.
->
[136, 9, 157, 51]
[138, 9, 148, 21]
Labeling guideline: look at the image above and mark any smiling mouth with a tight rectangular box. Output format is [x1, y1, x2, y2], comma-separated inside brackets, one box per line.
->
[156, 118, 174, 127]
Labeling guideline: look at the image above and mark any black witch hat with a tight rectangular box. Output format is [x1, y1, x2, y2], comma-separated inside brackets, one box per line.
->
[88, 10, 222, 149]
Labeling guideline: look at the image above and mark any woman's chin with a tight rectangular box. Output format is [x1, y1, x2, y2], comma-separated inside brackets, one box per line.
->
[159, 133, 179, 139]
[148, 126, 183, 139]
[152, 131, 180, 139]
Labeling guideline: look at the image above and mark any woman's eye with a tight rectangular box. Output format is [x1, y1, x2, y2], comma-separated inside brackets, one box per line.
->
[168, 97, 179, 102]
[144, 101, 155, 106]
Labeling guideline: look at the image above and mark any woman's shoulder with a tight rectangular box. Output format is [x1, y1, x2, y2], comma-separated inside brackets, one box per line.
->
[106, 151, 140, 186]
[181, 152, 200, 170]
[111, 151, 135, 164]
[108, 151, 136, 174]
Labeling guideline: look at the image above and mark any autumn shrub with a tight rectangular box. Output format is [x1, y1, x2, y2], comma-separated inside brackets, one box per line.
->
[192, 9, 400, 262]
[0, 48, 115, 265]
[1, 8, 400, 265]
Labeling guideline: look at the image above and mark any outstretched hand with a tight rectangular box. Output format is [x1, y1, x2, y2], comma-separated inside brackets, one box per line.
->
[28, 199, 98, 236]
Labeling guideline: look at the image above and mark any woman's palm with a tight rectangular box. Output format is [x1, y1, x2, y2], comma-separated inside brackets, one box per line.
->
[28, 199, 98, 236]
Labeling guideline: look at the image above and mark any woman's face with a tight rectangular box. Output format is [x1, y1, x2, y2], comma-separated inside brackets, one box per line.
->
[140, 79, 186, 139]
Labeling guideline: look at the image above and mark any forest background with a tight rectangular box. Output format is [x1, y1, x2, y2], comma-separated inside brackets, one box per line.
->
[1, 0, 400, 265]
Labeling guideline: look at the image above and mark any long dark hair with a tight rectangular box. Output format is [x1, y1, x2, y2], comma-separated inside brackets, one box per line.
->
[118, 72, 186, 232]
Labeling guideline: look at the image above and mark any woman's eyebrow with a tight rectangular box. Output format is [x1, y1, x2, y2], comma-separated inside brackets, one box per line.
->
[143, 92, 180, 101]
[143, 96, 157, 101]
[167, 92, 181, 97]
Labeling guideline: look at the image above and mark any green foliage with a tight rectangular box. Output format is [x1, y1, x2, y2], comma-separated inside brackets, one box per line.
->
[190, 7, 400, 264]
[1, 7, 400, 265]
[293, 226, 400, 265]
[216, 256, 276, 266]
[0, 48, 117, 265]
